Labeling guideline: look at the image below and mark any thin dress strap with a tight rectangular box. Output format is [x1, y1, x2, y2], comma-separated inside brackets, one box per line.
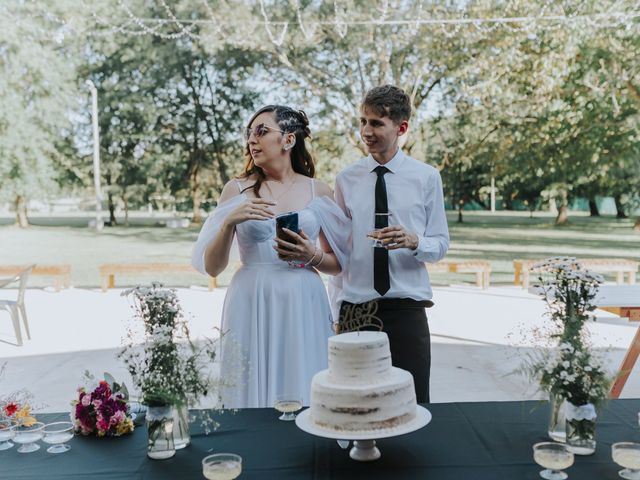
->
[234, 179, 243, 194]
[310, 178, 315, 199]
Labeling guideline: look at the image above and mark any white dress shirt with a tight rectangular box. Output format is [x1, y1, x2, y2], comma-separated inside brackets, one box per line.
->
[334, 149, 449, 304]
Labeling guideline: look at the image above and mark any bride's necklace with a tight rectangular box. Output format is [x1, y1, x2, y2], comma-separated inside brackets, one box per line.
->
[264, 176, 297, 202]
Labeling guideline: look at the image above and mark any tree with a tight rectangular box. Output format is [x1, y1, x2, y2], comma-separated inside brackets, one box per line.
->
[0, 1, 78, 226]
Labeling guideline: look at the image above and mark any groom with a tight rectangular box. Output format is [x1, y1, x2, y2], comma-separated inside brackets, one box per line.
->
[334, 85, 449, 403]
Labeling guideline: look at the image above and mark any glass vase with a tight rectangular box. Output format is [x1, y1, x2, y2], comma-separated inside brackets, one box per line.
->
[173, 403, 191, 450]
[146, 405, 176, 460]
[565, 402, 596, 455]
[547, 393, 567, 443]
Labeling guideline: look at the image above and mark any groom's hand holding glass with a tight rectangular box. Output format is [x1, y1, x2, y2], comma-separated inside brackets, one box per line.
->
[368, 224, 419, 250]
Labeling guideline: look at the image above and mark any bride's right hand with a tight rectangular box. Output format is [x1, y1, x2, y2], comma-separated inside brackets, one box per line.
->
[224, 198, 276, 227]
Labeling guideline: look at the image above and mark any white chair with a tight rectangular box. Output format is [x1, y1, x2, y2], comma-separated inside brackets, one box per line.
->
[0, 265, 34, 346]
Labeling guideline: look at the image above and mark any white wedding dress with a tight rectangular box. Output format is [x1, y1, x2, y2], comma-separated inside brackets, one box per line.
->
[192, 180, 349, 408]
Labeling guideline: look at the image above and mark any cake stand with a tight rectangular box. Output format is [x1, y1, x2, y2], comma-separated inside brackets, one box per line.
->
[295, 405, 431, 462]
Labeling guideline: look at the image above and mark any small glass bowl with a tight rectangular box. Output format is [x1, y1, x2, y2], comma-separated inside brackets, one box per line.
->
[202, 453, 242, 480]
[612, 442, 640, 480]
[533, 442, 574, 480]
[0, 420, 15, 451]
[274, 395, 302, 421]
[43, 421, 74, 454]
[11, 422, 45, 453]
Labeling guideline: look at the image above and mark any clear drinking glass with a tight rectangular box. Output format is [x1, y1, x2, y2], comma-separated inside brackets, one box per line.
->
[11, 421, 45, 453]
[533, 442, 574, 480]
[42, 421, 74, 453]
[612, 442, 640, 480]
[0, 420, 15, 450]
[274, 394, 302, 421]
[202, 453, 242, 480]
[368, 213, 393, 247]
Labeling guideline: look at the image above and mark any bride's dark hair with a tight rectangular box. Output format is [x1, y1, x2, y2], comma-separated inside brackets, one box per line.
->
[239, 105, 315, 198]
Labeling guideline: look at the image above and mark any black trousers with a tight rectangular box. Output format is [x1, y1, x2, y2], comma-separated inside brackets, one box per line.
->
[339, 298, 432, 403]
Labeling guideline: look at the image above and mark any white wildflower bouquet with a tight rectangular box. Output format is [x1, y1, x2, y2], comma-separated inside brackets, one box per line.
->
[119, 283, 220, 409]
[527, 257, 611, 407]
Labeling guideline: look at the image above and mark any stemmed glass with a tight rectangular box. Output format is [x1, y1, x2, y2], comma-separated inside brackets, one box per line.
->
[612, 442, 640, 479]
[274, 394, 302, 421]
[42, 421, 74, 454]
[532, 442, 574, 479]
[368, 213, 393, 248]
[0, 420, 15, 450]
[11, 421, 45, 453]
[202, 453, 242, 480]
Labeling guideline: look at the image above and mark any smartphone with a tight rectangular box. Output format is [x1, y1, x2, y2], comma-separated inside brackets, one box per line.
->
[275, 212, 299, 240]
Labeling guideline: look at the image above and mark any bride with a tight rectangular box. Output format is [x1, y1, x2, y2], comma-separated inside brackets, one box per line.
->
[192, 105, 348, 408]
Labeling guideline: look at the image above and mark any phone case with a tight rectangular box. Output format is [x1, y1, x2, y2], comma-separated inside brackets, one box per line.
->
[276, 212, 299, 237]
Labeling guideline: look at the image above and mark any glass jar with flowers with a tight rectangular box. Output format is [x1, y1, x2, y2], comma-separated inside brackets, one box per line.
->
[119, 283, 222, 459]
[524, 257, 610, 450]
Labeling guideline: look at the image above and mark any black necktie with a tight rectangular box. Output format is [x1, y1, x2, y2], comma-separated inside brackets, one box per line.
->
[374, 166, 390, 296]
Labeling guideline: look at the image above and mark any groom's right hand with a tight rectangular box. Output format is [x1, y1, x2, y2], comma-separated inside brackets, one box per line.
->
[224, 199, 276, 227]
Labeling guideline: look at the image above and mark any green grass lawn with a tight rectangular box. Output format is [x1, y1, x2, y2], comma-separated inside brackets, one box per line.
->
[1, 211, 638, 288]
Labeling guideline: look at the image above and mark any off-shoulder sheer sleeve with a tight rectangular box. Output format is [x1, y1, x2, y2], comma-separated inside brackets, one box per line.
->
[306, 196, 351, 270]
[191, 194, 246, 275]
[306, 196, 351, 323]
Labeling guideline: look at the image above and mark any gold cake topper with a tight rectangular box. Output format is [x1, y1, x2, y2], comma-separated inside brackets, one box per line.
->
[337, 300, 384, 333]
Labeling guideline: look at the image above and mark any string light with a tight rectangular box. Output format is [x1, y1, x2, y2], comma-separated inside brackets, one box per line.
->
[4, 1, 639, 46]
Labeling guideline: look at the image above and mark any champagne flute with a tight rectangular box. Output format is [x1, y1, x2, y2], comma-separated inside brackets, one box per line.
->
[202, 453, 242, 480]
[274, 394, 302, 421]
[533, 442, 574, 480]
[368, 213, 393, 248]
[612, 442, 640, 479]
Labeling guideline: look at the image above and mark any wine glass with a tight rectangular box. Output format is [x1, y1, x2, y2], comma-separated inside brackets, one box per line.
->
[42, 421, 74, 454]
[612, 442, 640, 479]
[368, 213, 393, 248]
[532, 442, 574, 480]
[11, 421, 45, 453]
[0, 420, 15, 450]
[202, 453, 242, 480]
[274, 394, 302, 421]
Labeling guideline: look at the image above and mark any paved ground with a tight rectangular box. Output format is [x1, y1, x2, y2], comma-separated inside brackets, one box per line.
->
[0, 285, 637, 412]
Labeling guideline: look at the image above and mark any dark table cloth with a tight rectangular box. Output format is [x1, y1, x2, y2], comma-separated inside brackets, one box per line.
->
[3, 400, 640, 479]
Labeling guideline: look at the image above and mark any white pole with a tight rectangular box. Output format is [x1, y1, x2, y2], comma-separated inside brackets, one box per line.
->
[86, 80, 103, 230]
[490, 176, 496, 213]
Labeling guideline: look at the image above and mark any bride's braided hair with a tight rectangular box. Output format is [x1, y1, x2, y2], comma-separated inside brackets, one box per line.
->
[240, 105, 315, 198]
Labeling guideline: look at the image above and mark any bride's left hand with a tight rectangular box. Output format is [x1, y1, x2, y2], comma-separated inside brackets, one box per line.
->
[273, 228, 316, 263]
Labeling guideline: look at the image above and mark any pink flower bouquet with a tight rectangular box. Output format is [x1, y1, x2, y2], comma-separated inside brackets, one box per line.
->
[71, 380, 134, 437]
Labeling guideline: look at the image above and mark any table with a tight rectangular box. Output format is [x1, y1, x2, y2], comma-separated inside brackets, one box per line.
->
[3, 400, 640, 479]
[598, 286, 640, 398]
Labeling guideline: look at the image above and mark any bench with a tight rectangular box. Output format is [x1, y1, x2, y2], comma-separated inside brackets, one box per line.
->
[514, 258, 639, 288]
[0, 264, 71, 291]
[427, 260, 492, 288]
[98, 263, 217, 291]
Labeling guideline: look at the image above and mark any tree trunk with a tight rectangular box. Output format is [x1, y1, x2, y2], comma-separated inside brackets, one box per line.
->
[191, 164, 202, 224]
[588, 197, 600, 217]
[14, 195, 28, 228]
[634, 218, 640, 231]
[614, 194, 627, 219]
[108, 192, 117, 226]
[123, 195, 129, 227]
[555, 205, 570, 225]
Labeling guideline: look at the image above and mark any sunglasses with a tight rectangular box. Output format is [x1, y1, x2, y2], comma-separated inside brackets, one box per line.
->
[244, 123, 285, 141]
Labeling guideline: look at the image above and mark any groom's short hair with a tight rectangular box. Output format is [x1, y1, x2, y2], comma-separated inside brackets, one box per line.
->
[362, 85, 412, 124]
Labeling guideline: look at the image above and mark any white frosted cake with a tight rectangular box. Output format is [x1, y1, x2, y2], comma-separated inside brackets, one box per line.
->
[309, 331, 417, 432]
